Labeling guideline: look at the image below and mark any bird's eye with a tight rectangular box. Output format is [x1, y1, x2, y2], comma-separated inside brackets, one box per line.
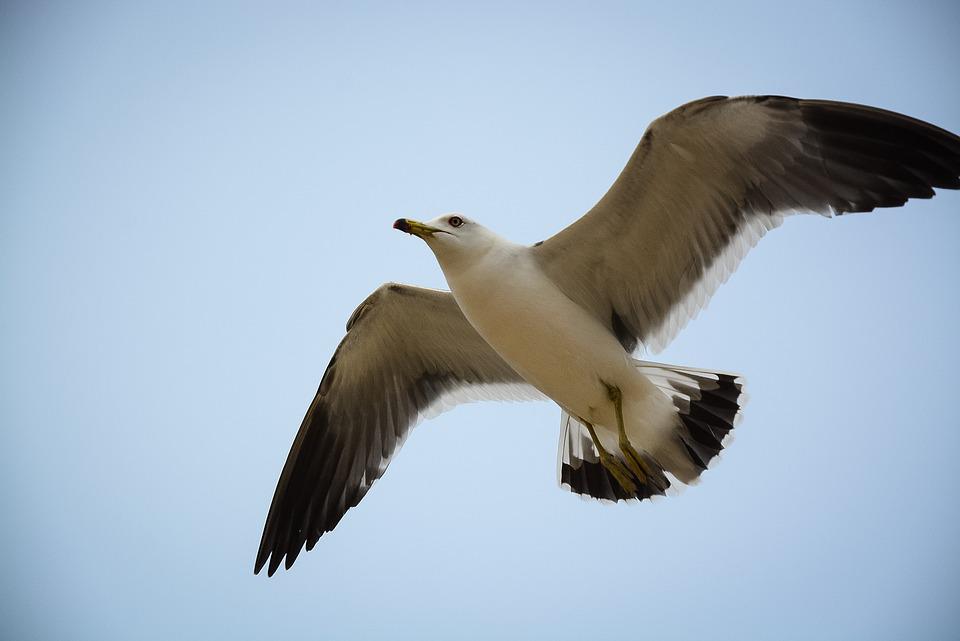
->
[448, 216, 463, 228]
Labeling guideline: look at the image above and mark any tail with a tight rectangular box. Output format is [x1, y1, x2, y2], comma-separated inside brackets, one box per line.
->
[557, 360, 746, 502]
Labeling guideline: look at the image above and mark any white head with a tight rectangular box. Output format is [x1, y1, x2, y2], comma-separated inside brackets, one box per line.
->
[393, 213, 505, 271]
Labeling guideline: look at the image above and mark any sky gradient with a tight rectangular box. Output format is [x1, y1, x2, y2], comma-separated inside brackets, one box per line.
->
[2, 2, 959, 639]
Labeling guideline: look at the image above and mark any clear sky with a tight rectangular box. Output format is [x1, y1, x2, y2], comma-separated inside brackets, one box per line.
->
[2, 1, 959, 639]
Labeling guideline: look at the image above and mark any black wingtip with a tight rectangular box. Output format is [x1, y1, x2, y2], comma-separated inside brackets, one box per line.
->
[285, 547, 302, 571]
[254, 548, 272, 576]
[268, 551, 283, 577]
[254, 540, 285, 577]
[254, 529, 274, 576]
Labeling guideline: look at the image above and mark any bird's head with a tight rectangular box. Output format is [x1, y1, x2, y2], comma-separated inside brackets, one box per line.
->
[393, 213, 501, 268]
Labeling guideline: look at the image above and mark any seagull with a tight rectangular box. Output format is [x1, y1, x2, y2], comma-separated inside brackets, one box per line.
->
[255, 95, 960, 576]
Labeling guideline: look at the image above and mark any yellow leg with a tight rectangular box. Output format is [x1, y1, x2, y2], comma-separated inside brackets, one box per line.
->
[604, 382, 668, 494]
[581, 419, 638, 495]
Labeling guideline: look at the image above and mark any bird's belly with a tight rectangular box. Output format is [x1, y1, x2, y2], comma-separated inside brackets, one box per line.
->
[448, 262, 637, 424]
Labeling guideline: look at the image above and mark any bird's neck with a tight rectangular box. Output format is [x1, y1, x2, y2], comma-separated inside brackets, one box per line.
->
[434, 239, 525, 295]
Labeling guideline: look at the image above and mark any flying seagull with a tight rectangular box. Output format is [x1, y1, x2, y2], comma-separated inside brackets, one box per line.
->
[255, 95, 960, 576]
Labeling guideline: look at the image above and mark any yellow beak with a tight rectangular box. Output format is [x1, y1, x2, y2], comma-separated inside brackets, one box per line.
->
[393, 218, 442, 239]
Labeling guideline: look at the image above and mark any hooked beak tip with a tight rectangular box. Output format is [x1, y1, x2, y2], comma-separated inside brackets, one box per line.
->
[393, 218, 410, 232]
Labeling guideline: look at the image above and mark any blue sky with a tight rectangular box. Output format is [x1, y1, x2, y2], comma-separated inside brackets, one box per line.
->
[2, 1, 959, 639]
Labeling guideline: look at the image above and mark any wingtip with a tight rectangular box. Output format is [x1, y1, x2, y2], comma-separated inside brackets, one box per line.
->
[285, 548, 301, 571]
[268, 552, 284, 577]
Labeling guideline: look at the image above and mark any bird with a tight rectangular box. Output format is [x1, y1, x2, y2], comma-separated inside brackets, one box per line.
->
[255, 95, 960, 576]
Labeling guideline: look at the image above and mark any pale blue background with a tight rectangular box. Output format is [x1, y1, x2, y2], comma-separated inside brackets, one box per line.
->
[2, 2, 959, 639]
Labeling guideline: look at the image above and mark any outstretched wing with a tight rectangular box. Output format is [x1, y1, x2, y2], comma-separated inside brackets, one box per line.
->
[533, 95, 960, 353]
[255, 283, 541, 576]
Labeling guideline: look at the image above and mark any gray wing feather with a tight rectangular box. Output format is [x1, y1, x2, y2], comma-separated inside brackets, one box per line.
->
[255, 283, 540, 575]
[533, 95, 960, 352]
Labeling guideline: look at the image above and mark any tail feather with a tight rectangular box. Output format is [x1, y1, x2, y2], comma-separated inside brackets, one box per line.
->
[557, 361, 746, 502]
[636, 360, 745, 476]
[557, 412, 666, 502]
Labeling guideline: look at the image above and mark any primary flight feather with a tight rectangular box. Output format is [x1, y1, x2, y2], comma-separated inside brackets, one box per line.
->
[256, 95, 960, 576]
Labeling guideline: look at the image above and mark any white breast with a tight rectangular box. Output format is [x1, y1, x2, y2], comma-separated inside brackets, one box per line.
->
[439, 243, 638, 423]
